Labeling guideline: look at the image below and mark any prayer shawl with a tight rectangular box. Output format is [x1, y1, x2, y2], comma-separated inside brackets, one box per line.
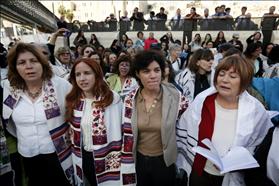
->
[106, 74, 138, 99]
[176, 86, 273, 186]
[70, 91, 136, 186]
[122, 83, 188, 167]
[2, 76, 73, 184]
[175, 68, 213, 102]
[267, 126, 279, 185]
[0, 120, 11, 175]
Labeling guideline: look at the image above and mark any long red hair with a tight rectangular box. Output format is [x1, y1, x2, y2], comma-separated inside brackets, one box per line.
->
[65, 58, 113, 121]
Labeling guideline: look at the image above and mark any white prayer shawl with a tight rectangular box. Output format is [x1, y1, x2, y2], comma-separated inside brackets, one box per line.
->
[267, 127, 279, 185]
[176, 87, 273, 186]
[175, 68, 213, 102]
[71, 92, 136, 186]
[2, 76, 74, 184]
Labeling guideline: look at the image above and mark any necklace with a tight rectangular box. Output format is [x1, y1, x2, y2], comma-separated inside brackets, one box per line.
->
[27, 87, 42, 99]
[146, 98, 158, 113]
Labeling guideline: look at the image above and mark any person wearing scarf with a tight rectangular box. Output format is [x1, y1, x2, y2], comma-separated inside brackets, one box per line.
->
[122, 50, 188, 186]
[176, 55, 273, 186]
[66, 58, 136, 186]
[2, 43, 73, 186]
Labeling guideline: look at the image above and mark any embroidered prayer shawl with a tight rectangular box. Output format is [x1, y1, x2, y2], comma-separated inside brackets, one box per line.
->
[123, 83, 188, 167]
[175, 68, 213, 102]
[0, 120, 12, 175]
[106, 74, 138, 99]
[2, 76, 73, 184]
[176, 87, 273, 186]
[70, 92, 136, 186]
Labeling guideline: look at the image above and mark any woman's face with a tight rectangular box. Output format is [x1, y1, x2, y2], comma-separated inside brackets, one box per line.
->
[138, 33, 143, 39]
[254, 33, 261, 40]
[219, 32, 224, 38]
[161, 42, 167, 49]
[197, 58, 213, 74]
[164, 63, 170, 78]
[126, 40, 133, 48]
[252, 47, 262, 58]
[137, 61, 162, 91]
[109, 54, 117, 65]
[122, 35, 127, 41]
[83, 47, 94, 57]
[206, 42, 214, 48]
[90, 54, 101, 64]
[16, 51, 43, 84]
[216, 67, 241, 99]
[75, 62, 96, 98]
[205, 34, 211, 40]
[77, 46, 83, 54]
[119, 61, 130, 77]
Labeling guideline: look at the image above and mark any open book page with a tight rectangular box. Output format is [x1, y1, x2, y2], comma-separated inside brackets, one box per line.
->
[192, 139, 223, 171]
[192, 138, 259, 174]
[220, 146, 259, 174]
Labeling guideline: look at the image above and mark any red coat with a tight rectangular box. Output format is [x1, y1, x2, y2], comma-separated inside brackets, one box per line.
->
[144, 37, 158, 50]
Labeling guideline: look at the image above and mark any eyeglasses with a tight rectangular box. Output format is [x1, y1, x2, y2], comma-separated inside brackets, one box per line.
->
[84, 50, 93, 54]
[60, 53, 70, 56]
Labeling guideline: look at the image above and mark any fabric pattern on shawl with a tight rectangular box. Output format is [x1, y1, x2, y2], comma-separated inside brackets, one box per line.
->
[2, 77, 74, 183]
[70, 92, 136, 186]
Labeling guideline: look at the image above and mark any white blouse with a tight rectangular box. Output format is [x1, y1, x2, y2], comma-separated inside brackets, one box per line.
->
[81, 98, 94, 152]
[12, 93, 55, 157]
[204, 100, 238, 176]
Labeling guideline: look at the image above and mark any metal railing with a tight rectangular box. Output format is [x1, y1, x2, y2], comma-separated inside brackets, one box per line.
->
[67, 17, 278, 32]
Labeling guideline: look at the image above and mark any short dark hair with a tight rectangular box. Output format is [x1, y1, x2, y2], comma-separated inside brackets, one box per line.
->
[223, 47, 242, 58]
[214, 55, 254, 94]
[137, 31, 143, 38]
[188, 48, 214, 73]
[132, 50, 165, 87]
[244, 42, 262, 59]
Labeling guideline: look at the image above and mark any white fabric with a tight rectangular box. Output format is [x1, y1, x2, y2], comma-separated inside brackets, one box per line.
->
[267, 127, 279, 185]
[11, 93, 55, 157]
[176, 87, 273, 186]
[172, 60, 180, 74]
[204, 100, 237, 176]
[80, 98, 94, 152]
[50, 59, 70, 79]
[175, 68, 213, 102]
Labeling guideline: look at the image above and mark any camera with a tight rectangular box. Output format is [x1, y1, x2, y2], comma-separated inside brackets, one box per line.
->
[63, 31, 71, 37]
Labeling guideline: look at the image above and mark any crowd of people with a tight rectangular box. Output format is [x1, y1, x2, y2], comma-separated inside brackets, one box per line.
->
[0, 4, 279, 186]
[67, 5, 279, 45]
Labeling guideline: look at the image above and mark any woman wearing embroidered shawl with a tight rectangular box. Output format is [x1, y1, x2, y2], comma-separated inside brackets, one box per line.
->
[176, 55, 273, 186]
[106, 55, 138, 100]
[66, 58, 136, 186]
[2, 43, 73, 186]
[122, 50, 188, 186]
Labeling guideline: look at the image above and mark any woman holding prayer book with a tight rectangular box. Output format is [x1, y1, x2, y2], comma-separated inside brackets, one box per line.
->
[176, 55, 273, 186]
